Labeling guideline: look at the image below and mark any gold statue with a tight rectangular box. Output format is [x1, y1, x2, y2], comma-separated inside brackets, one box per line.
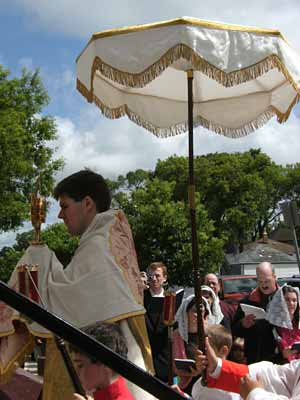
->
[30, 177, 46, 244]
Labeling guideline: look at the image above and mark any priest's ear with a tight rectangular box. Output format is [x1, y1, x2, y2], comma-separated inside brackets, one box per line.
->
[82, 195, 97, 213]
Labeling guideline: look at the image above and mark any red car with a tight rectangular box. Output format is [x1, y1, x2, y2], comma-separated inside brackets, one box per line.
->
[219, 275, 257, 304]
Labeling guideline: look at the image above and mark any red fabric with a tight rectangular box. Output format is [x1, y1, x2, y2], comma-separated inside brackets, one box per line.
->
[248, 284, 280, 303]
[172, 330, 193, 389]
[207, 359, 249, 394]
[172, 330, 187, 360]
[278, 322, 300, 361]
[93, 377, 135, 400]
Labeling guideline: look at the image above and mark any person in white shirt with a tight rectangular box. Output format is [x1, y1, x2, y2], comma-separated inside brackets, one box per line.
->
[196, 335, 300, 400]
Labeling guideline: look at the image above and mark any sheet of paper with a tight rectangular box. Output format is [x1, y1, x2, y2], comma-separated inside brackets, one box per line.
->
[240, 303, 266, 319]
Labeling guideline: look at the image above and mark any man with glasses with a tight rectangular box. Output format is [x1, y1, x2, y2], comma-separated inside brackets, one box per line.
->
[231, 262, 280, 364]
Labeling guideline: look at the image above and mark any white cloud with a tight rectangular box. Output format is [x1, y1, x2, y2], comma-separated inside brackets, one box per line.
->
[41, 67, 75, 93]
[52, 102, 300, 186]
[193, 111, 300, 166]
[0, 231, 20, 249]
[53, 109, 185, 180]
[61, 69, 73, 86]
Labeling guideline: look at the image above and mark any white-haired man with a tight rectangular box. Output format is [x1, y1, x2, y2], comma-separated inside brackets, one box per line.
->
[231, 262, 279, 364]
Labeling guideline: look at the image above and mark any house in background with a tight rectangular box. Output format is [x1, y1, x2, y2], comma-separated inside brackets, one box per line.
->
[270, 226, 295, 246]
[223, 231, 300, 277]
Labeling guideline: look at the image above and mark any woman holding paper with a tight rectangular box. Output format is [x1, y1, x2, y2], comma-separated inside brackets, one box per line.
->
[266, 285, 300, 362]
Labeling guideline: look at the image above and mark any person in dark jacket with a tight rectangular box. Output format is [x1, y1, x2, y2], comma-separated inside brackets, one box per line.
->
[142, 262, 169, 382]
[231, 262, 280, 364]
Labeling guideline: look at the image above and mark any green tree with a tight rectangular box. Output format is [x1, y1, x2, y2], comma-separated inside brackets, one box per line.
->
[40, 223, 79, 266]
[0, 65, 63, 232]
[117, 178, 225, 286]
[0, 247, 23, 282]
[0, 223, 78, 282]
[284, 163, 300, 201]
[154, 151, 286, 250]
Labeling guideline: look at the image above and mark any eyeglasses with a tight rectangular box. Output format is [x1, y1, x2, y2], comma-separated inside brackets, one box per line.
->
[257, 279, 274, 284]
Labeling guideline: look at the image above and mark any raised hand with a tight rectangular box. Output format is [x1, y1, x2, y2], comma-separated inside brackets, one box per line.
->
[194, 337, 218, 374]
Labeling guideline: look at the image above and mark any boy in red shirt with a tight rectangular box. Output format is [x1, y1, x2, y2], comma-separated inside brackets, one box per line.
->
[71, 322, 135, 400]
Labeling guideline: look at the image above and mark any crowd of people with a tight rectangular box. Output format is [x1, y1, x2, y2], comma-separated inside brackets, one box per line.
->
[51, 170, 300, 400]
[142, 260, 300, 400]
[69, 256, 300, 400]
[3, 168, 300, 400]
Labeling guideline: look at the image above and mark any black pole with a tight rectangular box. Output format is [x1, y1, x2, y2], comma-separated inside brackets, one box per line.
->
[167, 325, 173, 386]
[187, 70, 207, 384]
[280, 201, 300, 273]
[291, 226, 300, 273]
[0, 281, 185, 400]
[55, 336, 87, 397]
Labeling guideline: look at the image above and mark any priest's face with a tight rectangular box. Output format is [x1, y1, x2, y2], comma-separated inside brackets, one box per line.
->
[58, 194, 90, 236]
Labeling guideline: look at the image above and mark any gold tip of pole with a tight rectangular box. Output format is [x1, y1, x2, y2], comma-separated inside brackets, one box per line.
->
[30, 176, 46, 245]
[187, 69, 194, 78]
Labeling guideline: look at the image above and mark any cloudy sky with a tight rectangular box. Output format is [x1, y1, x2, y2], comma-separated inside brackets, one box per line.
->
[1, 0, 300, 246]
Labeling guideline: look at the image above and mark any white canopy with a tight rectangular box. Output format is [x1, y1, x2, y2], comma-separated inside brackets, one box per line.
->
[76, 17, 300, 138]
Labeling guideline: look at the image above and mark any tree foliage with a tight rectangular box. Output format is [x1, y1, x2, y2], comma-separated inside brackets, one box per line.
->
[109, 152, 300, 283]
[114, 177, 225, 286]
[154, 150, 287, 250]
[0, 65, 63, 232]
[0, 247, 23, 283]
[0, 223, 78, 282]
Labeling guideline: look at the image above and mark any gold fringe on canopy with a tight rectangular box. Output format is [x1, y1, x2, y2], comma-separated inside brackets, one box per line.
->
[77, 78, 93, 103]
[0, 313, 53, 340]
[88, 44, 300, 92]
[76, 43, 300, 137]
[276, 94, 300, 123]
[77, 77, 281, 139]
[76, 38, 300, 138]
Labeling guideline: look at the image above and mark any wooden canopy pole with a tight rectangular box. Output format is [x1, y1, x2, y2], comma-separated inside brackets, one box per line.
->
[187, 71, 207, 384]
